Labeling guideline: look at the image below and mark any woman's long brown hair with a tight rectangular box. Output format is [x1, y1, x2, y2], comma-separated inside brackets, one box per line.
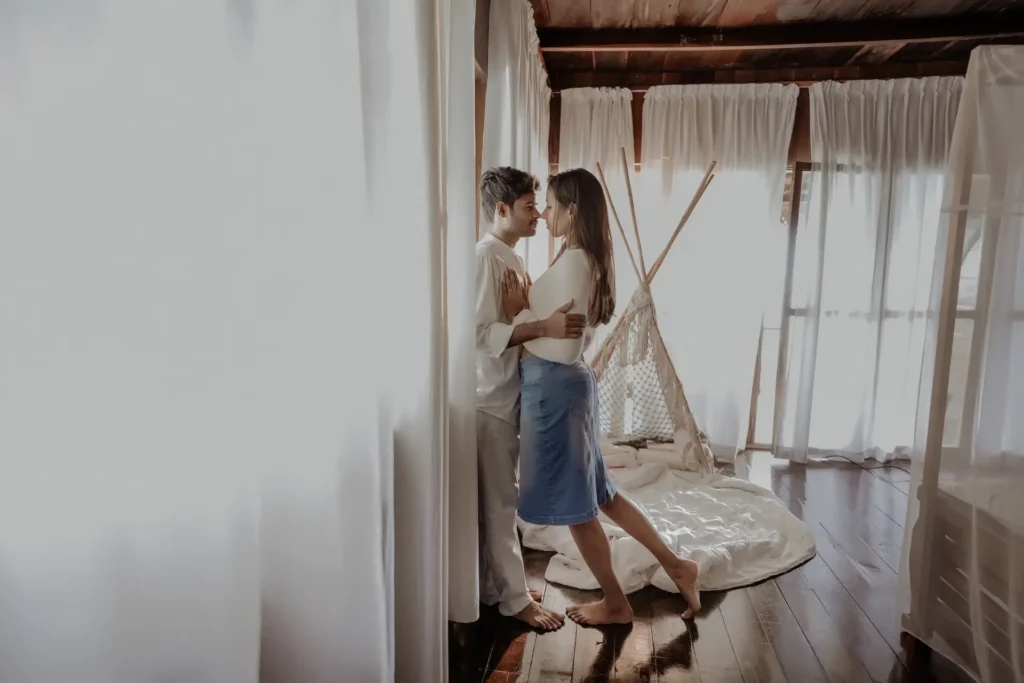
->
[548, 168, 616, 326]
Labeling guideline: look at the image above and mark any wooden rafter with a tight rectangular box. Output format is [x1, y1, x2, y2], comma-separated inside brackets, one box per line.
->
[537, 16, 1024, 52]
[547, 60, 970, 92]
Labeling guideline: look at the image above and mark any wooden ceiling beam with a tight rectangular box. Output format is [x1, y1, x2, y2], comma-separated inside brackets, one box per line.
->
[537, 15, 1024, 52]
[845, 43, 906, 65]
[547, 60, 970, 92]
[529, 0, 551, 27]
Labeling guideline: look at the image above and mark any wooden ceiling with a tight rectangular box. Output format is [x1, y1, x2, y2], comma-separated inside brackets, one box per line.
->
[528, 0, 1024, 90]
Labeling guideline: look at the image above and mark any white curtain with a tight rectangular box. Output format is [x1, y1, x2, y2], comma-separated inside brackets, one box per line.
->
[556, 87, 636, 354]
[776, 77, 963, 464]
[480, 0, 551, 279]
[639, 83, 799, 462]
[441, 0, 483, 631]
[898, 46, 1024, 683]
[0, 0, 477, 681]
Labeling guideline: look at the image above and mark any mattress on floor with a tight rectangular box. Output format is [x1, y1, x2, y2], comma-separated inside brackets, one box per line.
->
[517, 458, 817, 594]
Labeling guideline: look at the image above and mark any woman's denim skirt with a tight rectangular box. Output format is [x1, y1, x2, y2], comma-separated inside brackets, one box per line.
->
[517, 355, 616, 526]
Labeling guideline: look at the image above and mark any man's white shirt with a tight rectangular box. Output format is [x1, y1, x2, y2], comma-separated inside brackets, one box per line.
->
[475, 233, 526, 426]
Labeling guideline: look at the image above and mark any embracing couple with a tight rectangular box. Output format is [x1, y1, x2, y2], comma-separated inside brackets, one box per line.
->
[475, 166, 701, 630]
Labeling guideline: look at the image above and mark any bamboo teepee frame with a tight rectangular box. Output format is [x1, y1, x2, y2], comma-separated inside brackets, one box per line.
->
[590, 148, 716, 372]
[587, 148, 717, 474]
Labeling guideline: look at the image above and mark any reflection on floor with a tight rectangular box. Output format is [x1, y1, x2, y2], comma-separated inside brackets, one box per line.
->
[449, 452, 973, 683]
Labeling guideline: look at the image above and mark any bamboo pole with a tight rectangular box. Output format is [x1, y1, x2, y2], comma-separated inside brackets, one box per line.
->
[646, 161, 717, 283]
[589, 158, 717, 380]
[596, 160, 645, 287]
[619, 147, 648, 280]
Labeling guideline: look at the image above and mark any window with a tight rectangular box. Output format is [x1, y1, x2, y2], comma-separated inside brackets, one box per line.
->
[748, 167, 1004, 454]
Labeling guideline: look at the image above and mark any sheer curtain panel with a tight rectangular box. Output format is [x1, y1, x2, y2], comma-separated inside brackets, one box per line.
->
[480, 0, 551, 278]
[639, 83, 798, 462]
[0, 0, 478, 681]
[776, 77, 963, 464]
[442, 0, 484, 630]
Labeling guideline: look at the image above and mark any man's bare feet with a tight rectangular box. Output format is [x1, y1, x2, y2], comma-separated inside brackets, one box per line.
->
[529, 588, 543, 602]
[514, 601, 564, 631]
[566, 599, 634, 626]
[666, 558, 702, 618]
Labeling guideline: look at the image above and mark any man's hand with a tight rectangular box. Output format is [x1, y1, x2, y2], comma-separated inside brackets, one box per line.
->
[501, 267, 528, 320]
[543, 300, 587, 339]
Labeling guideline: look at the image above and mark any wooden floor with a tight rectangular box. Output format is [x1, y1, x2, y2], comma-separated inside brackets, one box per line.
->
[449, 453, 975, 683]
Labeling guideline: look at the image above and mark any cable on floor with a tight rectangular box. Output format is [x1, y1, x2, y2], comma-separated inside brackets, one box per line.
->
[819, 453, 912, 476]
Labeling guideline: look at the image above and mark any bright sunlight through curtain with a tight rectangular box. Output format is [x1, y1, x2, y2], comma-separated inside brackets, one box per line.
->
[776, 77, 963, 464]
[639, 83, 798, 462]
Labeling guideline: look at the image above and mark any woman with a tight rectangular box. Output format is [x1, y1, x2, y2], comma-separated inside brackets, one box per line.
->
[507, 167, 701, 626]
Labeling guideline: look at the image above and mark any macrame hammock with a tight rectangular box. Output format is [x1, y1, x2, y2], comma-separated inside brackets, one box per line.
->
[591, 148, 717, 476]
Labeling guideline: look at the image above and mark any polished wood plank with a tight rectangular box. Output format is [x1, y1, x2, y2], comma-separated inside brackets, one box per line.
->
[746, 580, 829, 682]
[796, 555, 904, 683]
[528, 586, 578, 682]
[863, 463, 912, 496]
[570, 596, 617, 682]
[487, 628, 537, 681]
[477, 552, 550, 682]
[650, 593, 699, 682]
[451, 455, 972, 683]
[773, 577, 874, 683]
[612, 589, 656, 682]
[770, 468, 905, 652]
[689, 594, 742, 676]
[799, 466, 904, 573]
[718, 589, 790, 683]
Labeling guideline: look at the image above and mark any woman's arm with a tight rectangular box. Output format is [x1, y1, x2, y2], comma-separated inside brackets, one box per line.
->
[512, 302, 584, 342]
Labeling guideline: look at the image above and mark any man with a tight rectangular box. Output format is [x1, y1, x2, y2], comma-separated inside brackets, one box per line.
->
[476, 167, 585, 630]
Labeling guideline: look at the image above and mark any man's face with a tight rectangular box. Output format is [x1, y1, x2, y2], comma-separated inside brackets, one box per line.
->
[505, 193, 540, 238]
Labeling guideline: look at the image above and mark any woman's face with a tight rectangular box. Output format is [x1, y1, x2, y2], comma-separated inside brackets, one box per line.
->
[542, 185, 568, 239]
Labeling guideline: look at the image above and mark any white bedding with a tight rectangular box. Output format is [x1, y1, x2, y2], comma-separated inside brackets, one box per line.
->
[517, 458, 816, 594]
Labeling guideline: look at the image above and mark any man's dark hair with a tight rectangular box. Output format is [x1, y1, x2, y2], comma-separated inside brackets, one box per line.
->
[480, 167, 540, 223]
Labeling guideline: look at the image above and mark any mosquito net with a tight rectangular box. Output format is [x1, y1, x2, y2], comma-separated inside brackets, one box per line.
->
[898, 45, 1024, 683]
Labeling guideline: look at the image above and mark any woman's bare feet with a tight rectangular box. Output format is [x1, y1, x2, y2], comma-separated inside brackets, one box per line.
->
[566, 599, 634, 626]
[666, 558, 702, 618]
[529, 588, 543, 602]
[514, 601, 564, 631]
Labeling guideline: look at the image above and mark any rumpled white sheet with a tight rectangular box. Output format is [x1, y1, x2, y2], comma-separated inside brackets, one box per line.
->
[600, 441, 640, 468]
[517, 460, 816, 594]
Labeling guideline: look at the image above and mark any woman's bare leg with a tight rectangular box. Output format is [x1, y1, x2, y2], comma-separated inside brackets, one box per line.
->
[599, 493, 702, 618]
[565, 518, 634, 626]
